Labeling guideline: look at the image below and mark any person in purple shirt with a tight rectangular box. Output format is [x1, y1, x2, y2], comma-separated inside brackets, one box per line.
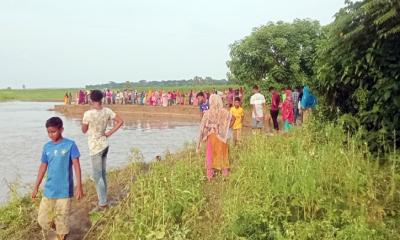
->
[196, 91, 209, 118]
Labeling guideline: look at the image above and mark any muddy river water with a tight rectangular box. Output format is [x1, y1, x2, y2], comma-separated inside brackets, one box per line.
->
[0, 101, 199, 203]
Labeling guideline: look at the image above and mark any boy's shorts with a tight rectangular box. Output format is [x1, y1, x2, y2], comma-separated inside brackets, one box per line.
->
[38, 197, 72, 235]
[252, 118, 264, 129]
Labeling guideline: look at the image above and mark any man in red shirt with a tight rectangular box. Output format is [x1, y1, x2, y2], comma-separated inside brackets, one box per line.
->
[269, 87, 281, 131]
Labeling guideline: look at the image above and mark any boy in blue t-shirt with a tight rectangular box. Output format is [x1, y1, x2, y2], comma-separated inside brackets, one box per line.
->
[32, 117, 83, 240]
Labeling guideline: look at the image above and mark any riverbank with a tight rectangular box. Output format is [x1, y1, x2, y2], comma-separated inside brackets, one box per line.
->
[1, 122, 399, 239]
[54, 104, 201, 122]
[54, 104, 257, 128]
[84, 123, 400, 240]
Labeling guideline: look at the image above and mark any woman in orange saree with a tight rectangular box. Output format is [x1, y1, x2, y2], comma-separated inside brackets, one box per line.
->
[198, 94, 235, 181]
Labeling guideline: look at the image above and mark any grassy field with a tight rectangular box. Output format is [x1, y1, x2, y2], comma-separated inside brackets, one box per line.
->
[1, 122, 399, 239]
[0, 89, 76, 102]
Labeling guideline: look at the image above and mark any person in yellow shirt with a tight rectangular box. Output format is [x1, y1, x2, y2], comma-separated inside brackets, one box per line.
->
[230, 97, 245, 145]
[64, 93, 69, 105]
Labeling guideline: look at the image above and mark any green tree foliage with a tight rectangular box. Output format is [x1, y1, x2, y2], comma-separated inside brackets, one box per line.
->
[315, 0, 400, 151]
[227, 19, 321, 88]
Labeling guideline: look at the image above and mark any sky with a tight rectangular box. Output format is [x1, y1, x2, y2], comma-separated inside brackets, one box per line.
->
[0, 0, 345, 89]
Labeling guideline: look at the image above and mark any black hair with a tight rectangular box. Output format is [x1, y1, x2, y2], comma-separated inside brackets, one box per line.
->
[253, 85, 259, 91]
[234, 97, 241, 102]
[196, 92, 205, 97]
[268, 86, 275, 92]
[46, 117, 63, 129]
[90, 90, 104, 102]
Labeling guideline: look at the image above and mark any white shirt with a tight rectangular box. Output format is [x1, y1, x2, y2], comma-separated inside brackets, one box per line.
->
[250, 93, 266, 118]
[82, 107, 116, 156]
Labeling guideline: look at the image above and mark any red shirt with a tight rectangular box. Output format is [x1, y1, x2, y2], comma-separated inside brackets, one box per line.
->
[271, 92, 281, 111]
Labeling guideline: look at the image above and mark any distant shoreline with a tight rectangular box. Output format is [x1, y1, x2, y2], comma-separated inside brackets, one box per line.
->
[0, 89, 76, 102]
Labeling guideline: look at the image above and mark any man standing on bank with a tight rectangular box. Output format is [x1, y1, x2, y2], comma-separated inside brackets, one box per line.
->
[81, 90, 124, 209]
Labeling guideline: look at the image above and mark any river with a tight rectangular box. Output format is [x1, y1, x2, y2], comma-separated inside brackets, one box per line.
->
[0, 101, 198, 204]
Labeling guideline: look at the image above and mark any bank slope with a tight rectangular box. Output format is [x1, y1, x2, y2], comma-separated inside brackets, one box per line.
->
[85, 123, 400, 240]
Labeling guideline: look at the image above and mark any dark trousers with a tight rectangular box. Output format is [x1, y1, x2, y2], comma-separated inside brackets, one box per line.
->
[270, 110, 279, 130]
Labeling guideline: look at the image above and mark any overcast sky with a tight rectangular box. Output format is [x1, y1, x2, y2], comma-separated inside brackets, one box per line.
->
[0, 0, 345, 89]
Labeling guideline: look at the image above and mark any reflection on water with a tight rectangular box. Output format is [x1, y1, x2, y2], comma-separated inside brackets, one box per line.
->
[0, 101, 198, 204]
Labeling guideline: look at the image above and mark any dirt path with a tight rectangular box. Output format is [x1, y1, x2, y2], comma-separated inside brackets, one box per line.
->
[192, 175, 227, 239]
[25, 169, 131, 240]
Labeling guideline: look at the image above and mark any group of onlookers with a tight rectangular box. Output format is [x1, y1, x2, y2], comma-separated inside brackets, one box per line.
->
[63, 87, 246, 108]
[196, 84, 317, 181]
[250, 85, 317, 133]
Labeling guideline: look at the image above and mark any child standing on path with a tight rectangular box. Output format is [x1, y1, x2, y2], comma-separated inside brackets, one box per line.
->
[250, 85, 266, 131]
[230, 97, 244, 145]
[32, 117, 83, 240]
[81, 90, 124, 209]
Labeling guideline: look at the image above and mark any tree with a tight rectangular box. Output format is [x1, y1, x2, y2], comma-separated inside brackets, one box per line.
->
[314, 0, 400, 152]
[227, 19, 321, 88]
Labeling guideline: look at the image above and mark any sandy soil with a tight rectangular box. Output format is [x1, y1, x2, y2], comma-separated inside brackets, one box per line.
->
[54, 104, 260, 129]
[54, 104, 201, 122]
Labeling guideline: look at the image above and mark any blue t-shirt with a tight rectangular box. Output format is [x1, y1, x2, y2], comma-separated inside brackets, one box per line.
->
[199, 102, 209, 113]
[41, 138, 80, 199]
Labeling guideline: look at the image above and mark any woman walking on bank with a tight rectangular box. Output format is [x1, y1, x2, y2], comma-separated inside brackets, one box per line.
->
[197, 94, 235, 181]
[281, 90, 295, 131]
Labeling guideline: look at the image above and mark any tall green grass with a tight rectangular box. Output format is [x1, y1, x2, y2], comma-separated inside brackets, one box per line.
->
[85, 123, 399, 239]
[0, 196, 40, 239]
[222, 124, 399, 239]
[85, 148, 206, 240]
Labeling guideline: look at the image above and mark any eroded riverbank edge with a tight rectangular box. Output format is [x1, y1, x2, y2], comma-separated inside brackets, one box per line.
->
[54, 104, 255, 127]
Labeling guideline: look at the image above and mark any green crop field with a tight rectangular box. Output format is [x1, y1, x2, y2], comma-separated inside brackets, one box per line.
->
[0, 89, 76, 102]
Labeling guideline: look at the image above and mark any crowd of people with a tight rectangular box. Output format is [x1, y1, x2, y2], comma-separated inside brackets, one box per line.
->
[197, 84, 317, 180]
[64, 87, 245, 107]
[249, 85, 317, 133]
